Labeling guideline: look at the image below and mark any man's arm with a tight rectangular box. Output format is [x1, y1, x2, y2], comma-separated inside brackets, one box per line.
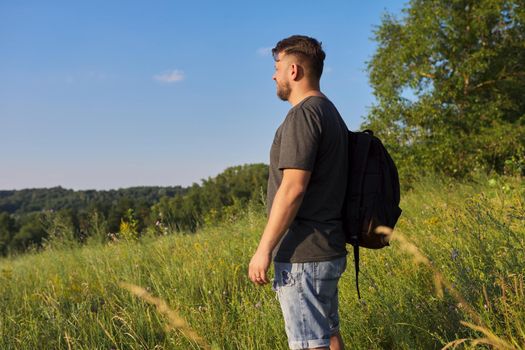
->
[248, 168, 311, 285]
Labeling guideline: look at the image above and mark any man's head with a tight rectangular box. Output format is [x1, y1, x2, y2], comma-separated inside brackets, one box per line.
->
[271, 35, 326, 101]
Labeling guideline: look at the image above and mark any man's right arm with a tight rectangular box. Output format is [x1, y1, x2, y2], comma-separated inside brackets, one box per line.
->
[248, 168, 311, 285]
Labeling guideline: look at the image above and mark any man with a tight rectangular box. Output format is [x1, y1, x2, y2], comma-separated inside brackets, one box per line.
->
[248, 35, 349, 350]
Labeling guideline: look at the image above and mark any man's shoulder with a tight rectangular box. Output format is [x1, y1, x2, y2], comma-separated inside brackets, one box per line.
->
[299, 96, 346, 128]
[299, 96, 341, 118]
[284, 98, 323, 124]
[282, 96, 345, 134]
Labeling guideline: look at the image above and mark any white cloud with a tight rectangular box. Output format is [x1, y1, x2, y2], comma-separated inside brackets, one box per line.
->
[256, 47, 272, 56]
[325, 66, 333, 73]
[154, 69, 185, 83]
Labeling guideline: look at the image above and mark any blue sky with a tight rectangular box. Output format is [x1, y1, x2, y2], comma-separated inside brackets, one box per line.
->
[1, 0, 407, 190]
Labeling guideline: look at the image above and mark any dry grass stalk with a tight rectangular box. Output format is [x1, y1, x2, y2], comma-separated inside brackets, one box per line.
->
[462, 321, 516, 350]
[440, 338, 469, 349]
[119, 282, 211, 350]
[64, 331, 73, 350]
[375, 226, 518, 350]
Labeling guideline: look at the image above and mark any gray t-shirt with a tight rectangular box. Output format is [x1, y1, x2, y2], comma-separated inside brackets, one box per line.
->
[267, 95, 348, 263]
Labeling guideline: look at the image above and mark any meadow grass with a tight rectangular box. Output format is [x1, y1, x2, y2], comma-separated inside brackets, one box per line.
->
[0, 174, 523, 349]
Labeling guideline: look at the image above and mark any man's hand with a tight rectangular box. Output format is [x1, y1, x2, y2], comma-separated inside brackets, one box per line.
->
[248, 249, 271, 285]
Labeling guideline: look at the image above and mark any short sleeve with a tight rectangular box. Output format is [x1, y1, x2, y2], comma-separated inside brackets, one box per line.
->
[278, 107, 322, 171]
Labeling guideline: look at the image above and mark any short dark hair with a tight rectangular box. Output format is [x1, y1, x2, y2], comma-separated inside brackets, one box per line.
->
[272, 35, 326, 80]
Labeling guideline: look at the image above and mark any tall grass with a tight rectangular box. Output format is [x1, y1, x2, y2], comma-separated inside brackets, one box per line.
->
[0, 174, 523, 349]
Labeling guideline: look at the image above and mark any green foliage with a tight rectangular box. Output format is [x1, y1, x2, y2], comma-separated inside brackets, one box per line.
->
[0, 163, 269, 256]
[9, 214, 47, 252]
[0, 186, 185, 255]
[0, 213, 17, 255]
[84, 210, 109, 245]
[0, 186, 186, 216]
[119, 209, 139, 241]
[0, 175, 523, 349]
[365, 0, 525, 180]
[41, 210, 79, 251]
[151, 163, 268, 233]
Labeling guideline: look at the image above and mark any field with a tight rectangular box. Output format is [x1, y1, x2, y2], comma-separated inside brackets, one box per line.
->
[1, 175, 524, 349]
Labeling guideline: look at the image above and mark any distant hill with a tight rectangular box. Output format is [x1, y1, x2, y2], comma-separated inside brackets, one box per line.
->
[0, 186, 186, 216]
[0, 163, 269, 256]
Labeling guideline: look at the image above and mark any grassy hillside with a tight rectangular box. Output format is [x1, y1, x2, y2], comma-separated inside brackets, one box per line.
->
[0, 175, 523, 349]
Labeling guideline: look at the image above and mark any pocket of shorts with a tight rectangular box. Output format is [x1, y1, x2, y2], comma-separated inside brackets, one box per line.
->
[319, 258, 346, 279]
[314, 258, 346, 297]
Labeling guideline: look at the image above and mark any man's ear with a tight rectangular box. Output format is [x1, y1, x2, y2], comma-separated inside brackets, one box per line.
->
[289, 63, 304, 81]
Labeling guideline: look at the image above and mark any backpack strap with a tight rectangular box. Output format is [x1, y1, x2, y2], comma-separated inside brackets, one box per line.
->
[354, 245, 361, 299]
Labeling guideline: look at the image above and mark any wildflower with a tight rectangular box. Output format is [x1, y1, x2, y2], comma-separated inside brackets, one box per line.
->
[255, 301, 262, 309]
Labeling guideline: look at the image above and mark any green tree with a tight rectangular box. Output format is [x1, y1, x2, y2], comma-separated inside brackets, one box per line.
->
[9, 214, 47, 252]
[365, 0, 525, 180]
[0, 213, 17, 255]
[41, 209, 78, 250]
[150, 163, 268, 232]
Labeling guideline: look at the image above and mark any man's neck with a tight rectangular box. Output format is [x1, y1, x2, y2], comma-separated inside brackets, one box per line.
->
[288, 88, 326, 107]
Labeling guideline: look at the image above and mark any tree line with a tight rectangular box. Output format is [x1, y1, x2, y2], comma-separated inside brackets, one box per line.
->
[0, 164, 268, 256]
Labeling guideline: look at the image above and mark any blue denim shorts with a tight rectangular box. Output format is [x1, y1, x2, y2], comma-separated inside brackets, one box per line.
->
[272, 256, 347, 350]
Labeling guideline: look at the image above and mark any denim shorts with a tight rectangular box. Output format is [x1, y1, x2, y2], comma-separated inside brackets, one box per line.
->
[272, 256, 347, 350]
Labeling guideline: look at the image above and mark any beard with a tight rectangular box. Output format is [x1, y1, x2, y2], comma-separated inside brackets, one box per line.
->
[276, 80, 291, 101]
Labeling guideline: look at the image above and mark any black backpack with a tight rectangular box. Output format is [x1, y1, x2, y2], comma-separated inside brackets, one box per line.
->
[342, 129, 402, 299]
